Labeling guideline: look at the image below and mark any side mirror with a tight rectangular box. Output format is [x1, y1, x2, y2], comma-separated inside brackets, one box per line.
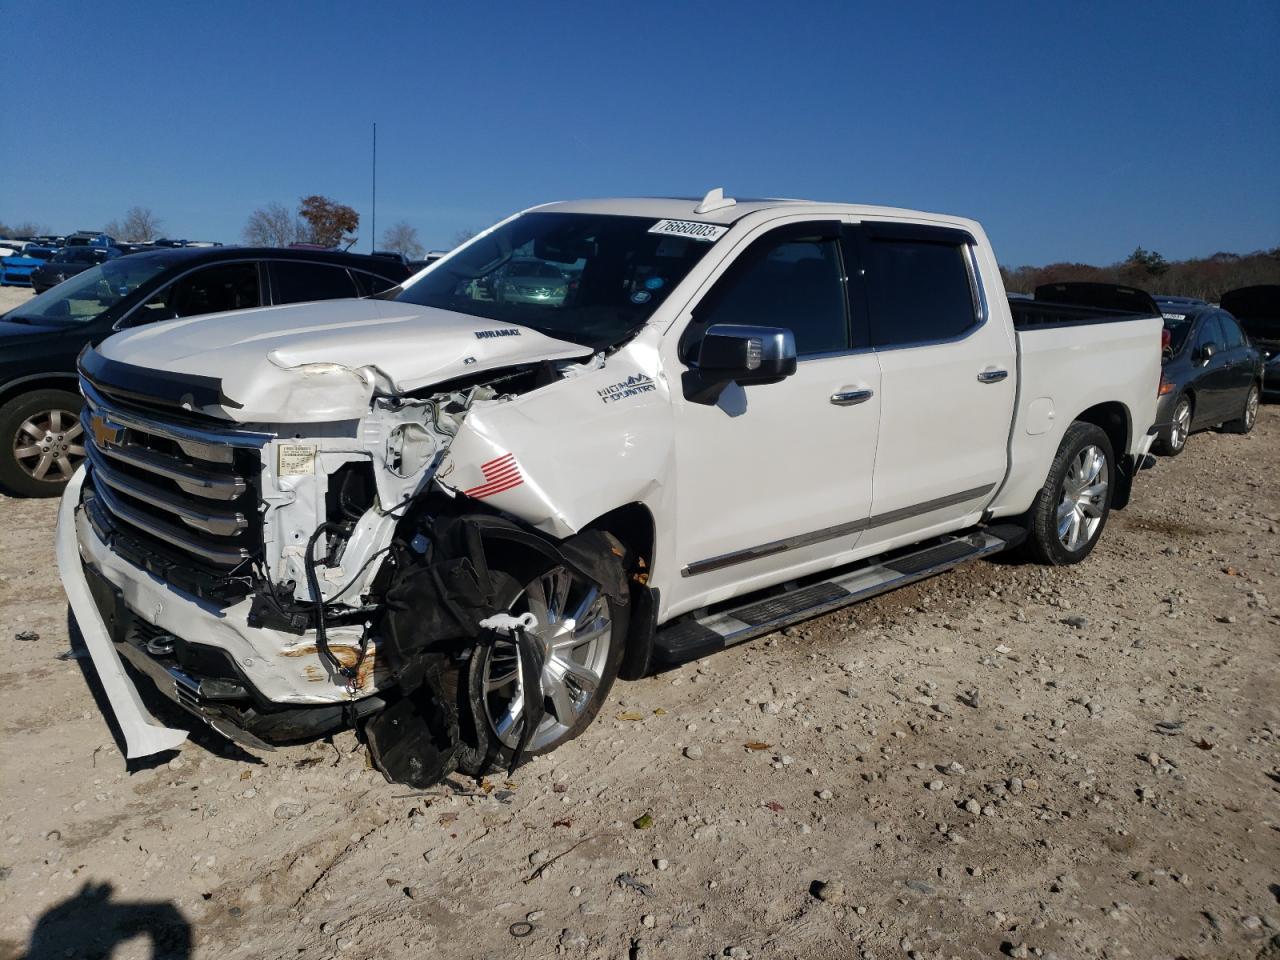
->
[1198, 341, 1217, 365]
[684, 323, 797, 405]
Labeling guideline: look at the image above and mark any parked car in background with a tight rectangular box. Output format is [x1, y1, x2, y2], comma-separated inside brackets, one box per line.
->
[63, 231, 117, 248]
[1153, 303, 1263, 454]
[496, 257, 570, 305]
[1034, 282, 1160, 316]
[1220, 285, 1280, 400]
[0, 245, 56, 286]
[1155, 295, 1209, 314]
[0, 247, 410, 497]
[29, 246, 123, 293]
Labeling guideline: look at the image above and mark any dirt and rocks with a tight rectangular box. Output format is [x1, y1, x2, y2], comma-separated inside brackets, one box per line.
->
[0, 384, 1277, 958]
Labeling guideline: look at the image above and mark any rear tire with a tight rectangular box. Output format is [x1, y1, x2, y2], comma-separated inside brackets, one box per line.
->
[1222, 383, 1260, 434]
[1023, 422, 1114, 566]
[0, 389, 86, 498]
[1154, 394, 1191, 456]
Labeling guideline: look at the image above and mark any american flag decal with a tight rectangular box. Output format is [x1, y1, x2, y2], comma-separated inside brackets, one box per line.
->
[463, 453, 523, 499]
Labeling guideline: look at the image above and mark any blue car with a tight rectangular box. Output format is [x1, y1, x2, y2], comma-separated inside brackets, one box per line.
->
[0, 246, 56, 286]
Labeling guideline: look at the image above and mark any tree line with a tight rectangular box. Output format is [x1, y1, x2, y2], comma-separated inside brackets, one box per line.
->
[1002, 245, 1280, 302]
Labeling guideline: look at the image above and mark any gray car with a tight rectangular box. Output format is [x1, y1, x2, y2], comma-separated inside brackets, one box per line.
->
[495, 259, 569, 306]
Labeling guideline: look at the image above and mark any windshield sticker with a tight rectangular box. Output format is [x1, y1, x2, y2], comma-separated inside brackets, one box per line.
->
[644, 276, 665, 290]
[630, 290, 652, 304]
[598, 373, 657, 404]
[648, 219, 728, 242]
[475, 328, 521, 340]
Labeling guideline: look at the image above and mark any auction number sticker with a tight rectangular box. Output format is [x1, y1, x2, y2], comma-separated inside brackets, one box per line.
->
[277, 443, 316, 477]
[648, 219, 728, 242]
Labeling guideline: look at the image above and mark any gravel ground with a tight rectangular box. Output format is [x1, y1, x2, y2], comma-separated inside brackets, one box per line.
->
[0, 402, 1276, 960]
[0, 286, 35, 313]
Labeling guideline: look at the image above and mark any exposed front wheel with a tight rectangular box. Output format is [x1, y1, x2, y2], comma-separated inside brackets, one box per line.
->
[1023, 422, 1114, 566]
[460, 556, 628, 774]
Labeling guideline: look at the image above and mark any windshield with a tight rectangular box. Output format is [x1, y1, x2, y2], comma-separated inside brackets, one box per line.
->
[1162, 312, 1196, 353]
[395, 212, 720, 348]
[7, 258, 168, 325]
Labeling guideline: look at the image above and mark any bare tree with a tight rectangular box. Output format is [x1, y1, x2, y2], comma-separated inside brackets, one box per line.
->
[381, 221, 424, 259]
[0, 220, 48, 237]
[110, 206, 163, 242]
[243, 202, 305, 247]
[451, 228, 477, 249]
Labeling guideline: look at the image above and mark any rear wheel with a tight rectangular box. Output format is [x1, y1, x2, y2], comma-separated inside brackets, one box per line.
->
[1154, 394, 1191, 456]
[1023, 422, 1114, 566]
[0, 389, 86, 498]
[1222, 383, 1260, 434]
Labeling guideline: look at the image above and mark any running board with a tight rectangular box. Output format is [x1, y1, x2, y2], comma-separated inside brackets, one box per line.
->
[650, 525, 1026, 671]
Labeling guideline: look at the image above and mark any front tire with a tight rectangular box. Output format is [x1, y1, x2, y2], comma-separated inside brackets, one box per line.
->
[1222, 383, 1260, 434]
[0, 389, 87, 498]
[1154, 394, 1192, 456]
[1023, 422, 1114, 566]
[458, 553, 628, 775]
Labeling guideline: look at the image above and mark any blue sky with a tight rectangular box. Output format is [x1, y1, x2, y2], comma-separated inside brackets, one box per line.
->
[3, 1, 1277, 265]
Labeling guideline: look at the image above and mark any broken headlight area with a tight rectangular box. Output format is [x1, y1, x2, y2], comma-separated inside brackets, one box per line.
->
[360, 513, 630, 788]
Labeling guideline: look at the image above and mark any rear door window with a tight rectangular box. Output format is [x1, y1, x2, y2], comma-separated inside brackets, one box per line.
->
[859, 226, 978, 348]
[1219, 313, 1246, 349]
[351, 270, 399, 297]
[270, 261, 360, 304]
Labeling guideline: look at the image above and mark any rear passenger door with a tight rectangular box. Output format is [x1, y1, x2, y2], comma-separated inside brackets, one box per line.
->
[1216, 312, 1254, 408]
[849, 222, 1016, 547]
[268, 260, 360, 305]
[1189, 313, 1229, 424]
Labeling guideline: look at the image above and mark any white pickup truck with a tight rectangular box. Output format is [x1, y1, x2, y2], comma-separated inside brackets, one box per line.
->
[57, 190, 1162, 785]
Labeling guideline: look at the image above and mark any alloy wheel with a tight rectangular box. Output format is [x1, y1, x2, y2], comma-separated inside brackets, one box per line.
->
[12, 409, 85, 483]
[1244, 386, 1259, 429]
[480, 566, 614, 752]
[1057, 444, 1109, 552]
[1171, 400, 1191, 450]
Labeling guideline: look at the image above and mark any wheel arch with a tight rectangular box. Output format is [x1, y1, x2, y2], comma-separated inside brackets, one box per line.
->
[1072, 401, 1133, 510]
[581, 502, 659, 681]
[0, 373, 81, 407]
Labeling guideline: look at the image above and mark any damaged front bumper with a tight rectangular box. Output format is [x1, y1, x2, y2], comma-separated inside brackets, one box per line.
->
[58, 469, 386, 757]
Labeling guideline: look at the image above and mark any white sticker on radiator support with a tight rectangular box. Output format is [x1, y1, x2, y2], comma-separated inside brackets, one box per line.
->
[277, 443, 316, 477]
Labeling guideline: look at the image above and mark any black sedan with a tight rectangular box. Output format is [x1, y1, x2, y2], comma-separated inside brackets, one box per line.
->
[29, 246, 122, 293]
[1154, 303, 1264, 455]
[0, 247, 409, 497]
[1220, 285, 1280, 401]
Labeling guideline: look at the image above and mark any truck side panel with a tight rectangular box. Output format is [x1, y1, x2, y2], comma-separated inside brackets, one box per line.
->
[988, 316, 1162, 518]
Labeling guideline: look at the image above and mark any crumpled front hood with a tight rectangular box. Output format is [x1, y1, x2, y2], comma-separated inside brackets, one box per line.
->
[96, 298, 592, 422]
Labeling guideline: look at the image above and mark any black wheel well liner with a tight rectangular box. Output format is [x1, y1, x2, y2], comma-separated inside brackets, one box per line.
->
[1072, 401, 1134, 510]
[582, 503, 658, 681]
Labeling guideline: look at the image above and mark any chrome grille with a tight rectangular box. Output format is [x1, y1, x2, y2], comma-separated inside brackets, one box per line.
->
[80, 379, 271, 571]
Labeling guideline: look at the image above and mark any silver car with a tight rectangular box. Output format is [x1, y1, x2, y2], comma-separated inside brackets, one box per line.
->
[496, 259, 568, 306]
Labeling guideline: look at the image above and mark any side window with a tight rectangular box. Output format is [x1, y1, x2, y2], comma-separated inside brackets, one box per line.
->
[270, 261, 360, 304]
[137, 262, 261, 323]
[351, 270, 398, 297]
[1195, 314, 1224, 351]
[686, 225, 849, 358]
[862, 233, 978, 347]
[1220, 313, 1245, 349]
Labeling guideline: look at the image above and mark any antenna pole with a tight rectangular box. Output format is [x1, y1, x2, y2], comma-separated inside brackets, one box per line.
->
[371, 122, 377, 253]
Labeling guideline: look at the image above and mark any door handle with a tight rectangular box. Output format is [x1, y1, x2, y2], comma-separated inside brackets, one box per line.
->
[830, 389, 874, 406]
[977, 369, 1009, 384]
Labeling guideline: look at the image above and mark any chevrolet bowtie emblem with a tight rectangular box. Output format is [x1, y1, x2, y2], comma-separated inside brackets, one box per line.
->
[90, 414, 123, 448]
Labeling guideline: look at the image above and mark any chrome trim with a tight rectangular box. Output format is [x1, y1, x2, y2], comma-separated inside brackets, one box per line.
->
[88, 479, 251, 566]
[86, 445, 248, 535]
[830, 389, 874, 406]
[681, 483, 996, 577]
[976, 369, 1009, 384]
[81, 408, 247, 500]
[81, 379, 273, 456]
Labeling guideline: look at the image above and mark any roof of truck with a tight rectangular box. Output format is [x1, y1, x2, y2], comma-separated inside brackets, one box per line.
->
[530, 191, 981, 231]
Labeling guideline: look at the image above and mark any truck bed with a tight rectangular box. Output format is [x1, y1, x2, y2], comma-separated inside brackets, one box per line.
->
[1009, 298, 1156, 330]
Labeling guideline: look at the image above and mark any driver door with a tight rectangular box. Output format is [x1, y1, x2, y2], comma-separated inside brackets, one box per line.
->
[663, 220, 881, 616]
